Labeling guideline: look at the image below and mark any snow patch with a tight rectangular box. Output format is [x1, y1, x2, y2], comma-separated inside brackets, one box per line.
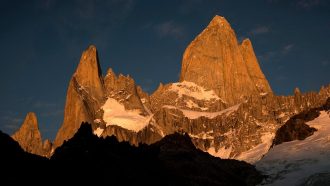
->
[236, 132, 275, 164]
[186, 100, 199, 108]
[207, 146, 232, 159]
[185, 100, 208, 110]
[93, 127, 104, 137]
[164, 104, 240, 119]
[94, 119, 101, 123]
[169, 81, 223, 102]
[277, 113, 285, 118]
[125, 94, 132, 100]
[260, 92, 268, 96]
[102, 98, 153, 132]
[189, 131, 214, 140]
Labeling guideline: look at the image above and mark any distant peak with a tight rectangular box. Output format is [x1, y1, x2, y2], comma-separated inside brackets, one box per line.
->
[241, 38, 252, 47]
[75, 44, 102, 77]
[87, 44, 97, 52]
[208, 15, 231, 28]
[24, 112, 38, 128]
[106, 68, 116, 77]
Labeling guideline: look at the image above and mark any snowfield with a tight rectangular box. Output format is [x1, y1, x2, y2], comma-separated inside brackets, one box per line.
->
[236, 132, 275, 164]
[163, 104, 240, 119]
[93, 127, 104, 137]
[256, 111, 330, 186]
[169, 81, 223, 101]
[102, 98, 153, 132]
[207, 146, 233, 159]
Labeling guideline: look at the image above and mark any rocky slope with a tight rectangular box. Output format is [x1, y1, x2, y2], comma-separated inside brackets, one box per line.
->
[12, 112, 51, 157]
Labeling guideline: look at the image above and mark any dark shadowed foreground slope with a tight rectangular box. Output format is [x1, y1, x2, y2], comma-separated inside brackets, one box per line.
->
[0, 123, 263, 186]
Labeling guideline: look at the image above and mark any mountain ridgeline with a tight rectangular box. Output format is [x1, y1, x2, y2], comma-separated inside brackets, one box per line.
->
[11, 15, 330, 163]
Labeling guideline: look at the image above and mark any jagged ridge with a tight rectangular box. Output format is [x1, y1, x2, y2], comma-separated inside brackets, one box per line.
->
[13, 15, 330, 164]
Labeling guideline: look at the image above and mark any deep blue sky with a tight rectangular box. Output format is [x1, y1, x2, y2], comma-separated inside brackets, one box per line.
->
[0, 0, 329, 141]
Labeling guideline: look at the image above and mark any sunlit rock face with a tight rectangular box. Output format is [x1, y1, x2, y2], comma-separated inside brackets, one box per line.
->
[12, 112, 51, 156]
[53, 45, 158, 149]
[180, 15, 272, 107]
[53, 45, 105, 148]
[100, 68, 161, 146]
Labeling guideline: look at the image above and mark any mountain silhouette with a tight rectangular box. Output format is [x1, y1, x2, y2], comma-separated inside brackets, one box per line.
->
[0, 122, 263, 185]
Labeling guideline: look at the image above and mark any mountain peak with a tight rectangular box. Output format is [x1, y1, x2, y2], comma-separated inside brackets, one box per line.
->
[180, 15, 272, 106]
[208, 15, 231, 28]
[88, 44, 97, 51]
[14, 112, 39, 134]
[239, 38, 273, 93]
[106, 68, 116, 77]
[23, 112, 38, 128]
[12, 112, 44, 155]
[76, 45, 101, 76]
[54, 45, 105, 148]
[74, 45, 104, 99]
[241, 38, 252, 47]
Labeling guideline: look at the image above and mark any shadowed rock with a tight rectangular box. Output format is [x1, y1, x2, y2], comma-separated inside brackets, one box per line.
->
[272, 99, 330, 147]
[51, 122, 263, 186]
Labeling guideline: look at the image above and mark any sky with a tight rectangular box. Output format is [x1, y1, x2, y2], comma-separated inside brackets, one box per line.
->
[0, 0, 329, 141]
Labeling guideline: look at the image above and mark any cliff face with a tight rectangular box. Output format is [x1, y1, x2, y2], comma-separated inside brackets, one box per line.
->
[180, 15, 272, 107]
[240, 39, 272, 93]
[12, 112, 51, 156]
[53, 45, 105, 148]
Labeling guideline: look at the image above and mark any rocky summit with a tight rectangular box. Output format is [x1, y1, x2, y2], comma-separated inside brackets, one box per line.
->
[180, 16, 272, 107]
[12, 112, 51, 157]
[12, 15, 330, 165]
[53, 45, 105, 148]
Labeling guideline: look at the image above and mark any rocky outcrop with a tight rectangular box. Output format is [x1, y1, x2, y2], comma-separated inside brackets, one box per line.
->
[53, 46, 156, 149]
[272, 98, 330, 147]
[104, 68, 148, 114]
[272, 119, 317, 146]
[53, 45, 105, 148]
[12, 112, 51, 157]
[179, 15, 272, 107]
